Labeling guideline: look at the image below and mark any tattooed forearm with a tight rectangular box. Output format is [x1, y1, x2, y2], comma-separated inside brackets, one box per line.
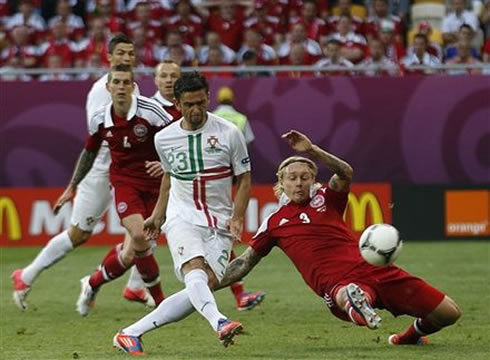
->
[69, 149, 97, 187]
[219, 248, 262, 289]
[308, 145, 353, 181]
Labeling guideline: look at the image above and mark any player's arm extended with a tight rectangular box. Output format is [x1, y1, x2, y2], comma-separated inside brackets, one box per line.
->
[144, 172, 170, 238]
[218, 247, 262, 289]
[229, 171, 251, 241]
[282, 130, 353, 192]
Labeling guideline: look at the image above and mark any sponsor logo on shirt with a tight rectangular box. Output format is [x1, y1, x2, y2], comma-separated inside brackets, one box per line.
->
[241, 157, 250, 165]
[310, 194, 325, 208]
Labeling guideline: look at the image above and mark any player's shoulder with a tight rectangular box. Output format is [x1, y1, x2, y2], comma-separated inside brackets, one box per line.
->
[88, 73, 108, 95]
[254, 206, 282, 238]
[154, 119, 182, 141]
[88, 106, 107, 132]
[136, 95, 172, 123]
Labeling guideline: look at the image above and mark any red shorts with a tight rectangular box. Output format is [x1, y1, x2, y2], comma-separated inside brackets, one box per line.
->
[325, 266, 445, 320]
[113, 182, 158, 220]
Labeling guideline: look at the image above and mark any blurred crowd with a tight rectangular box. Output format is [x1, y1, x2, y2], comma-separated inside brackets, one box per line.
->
[1, 0, 489, 81]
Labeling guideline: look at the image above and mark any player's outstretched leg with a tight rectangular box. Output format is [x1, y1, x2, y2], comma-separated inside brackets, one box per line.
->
[11, 269, 30, 311]
[389, 296, 461, 345]
[76, 275, 99, 316]
[334, 283, 381, 329]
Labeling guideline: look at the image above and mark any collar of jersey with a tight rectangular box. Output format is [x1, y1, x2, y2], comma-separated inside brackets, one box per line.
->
[104, 94, 138, 128]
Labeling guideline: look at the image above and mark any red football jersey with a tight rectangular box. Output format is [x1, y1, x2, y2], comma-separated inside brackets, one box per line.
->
[85, 95, 172, 187]
[250, 185, 368, 296]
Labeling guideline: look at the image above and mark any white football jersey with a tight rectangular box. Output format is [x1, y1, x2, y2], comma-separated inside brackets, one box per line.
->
[154, 112, 251, 231]
[85, 73, 140, 175]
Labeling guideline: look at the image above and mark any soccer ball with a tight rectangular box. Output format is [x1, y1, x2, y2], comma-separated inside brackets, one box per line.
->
[359, 224, 403, 266]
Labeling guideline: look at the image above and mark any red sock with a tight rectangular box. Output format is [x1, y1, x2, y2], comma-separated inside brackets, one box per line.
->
[89, 250, 128, 289]
[231, 281, 245, 299]
[133, 253, 164, 305]
[397, 318, 440, 344]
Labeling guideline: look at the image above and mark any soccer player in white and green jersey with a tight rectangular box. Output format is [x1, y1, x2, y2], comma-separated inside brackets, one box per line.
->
[113, 72, 251, 355]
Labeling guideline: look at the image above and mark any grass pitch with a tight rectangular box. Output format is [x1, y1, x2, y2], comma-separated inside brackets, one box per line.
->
[1, 241, 489, 360]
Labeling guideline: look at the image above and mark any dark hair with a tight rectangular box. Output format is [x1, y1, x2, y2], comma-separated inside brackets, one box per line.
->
[459, 24, 473, 33]
[414, 33, 428, 45]
[108, 63, 133, 82]
[242, 50, 257, 61]
[108, 33, 133, 54]
[174, 72, 209, 100]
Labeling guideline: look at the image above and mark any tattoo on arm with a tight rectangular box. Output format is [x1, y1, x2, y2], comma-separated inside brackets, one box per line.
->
[70, 149, 97, 187]
[219, 247, 262, 289]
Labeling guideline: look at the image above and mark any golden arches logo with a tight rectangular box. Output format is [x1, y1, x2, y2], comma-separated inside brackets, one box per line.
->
[345, 192, 384, 232]
[0, 197, 22, 241]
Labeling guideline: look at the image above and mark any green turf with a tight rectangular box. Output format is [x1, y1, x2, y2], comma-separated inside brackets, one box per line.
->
[1, 241, 489, 360]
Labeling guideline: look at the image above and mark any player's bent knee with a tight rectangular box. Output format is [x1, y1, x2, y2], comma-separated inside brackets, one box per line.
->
[431, 296, 462, 327]
[68, 226, 91, 247]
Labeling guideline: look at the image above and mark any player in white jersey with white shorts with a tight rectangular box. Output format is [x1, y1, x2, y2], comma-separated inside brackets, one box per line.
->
[113, 72, 251, 355]
[11, 34, 157, 310]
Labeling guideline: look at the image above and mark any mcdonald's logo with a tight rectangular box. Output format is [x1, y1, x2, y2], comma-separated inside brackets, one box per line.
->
[345, 192, 384, 232]
[0, 197, 22, 241]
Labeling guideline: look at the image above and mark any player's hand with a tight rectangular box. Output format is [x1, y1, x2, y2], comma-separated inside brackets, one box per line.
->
[145, 161, 164, 177]
[144, 215, 164, 239]
[282, 130, 313, 153]
[227, 217, 244, 242]
[53, 185, 76, 215]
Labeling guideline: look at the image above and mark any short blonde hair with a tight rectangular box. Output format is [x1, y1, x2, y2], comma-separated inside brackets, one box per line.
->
[273, 156, 319, 199]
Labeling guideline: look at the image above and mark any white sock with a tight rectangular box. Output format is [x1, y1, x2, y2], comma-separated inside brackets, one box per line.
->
[184, 269, 226, 331]
[123, 289, 194, 337]
[126, 266, 146, 290]
[22, 230, 74, 285]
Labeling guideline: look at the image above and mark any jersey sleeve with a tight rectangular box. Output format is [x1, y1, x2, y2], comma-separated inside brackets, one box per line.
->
[229, 126, 251, 176]
[325, 185, 349, 215]
[84, 133, 103, 153]
[249, 213, 276, 257]
[138, 96, 173, 127]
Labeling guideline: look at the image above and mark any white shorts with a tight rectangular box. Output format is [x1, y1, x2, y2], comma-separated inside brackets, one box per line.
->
[164, 216, 233, 283]
[70, 171, 112, 232]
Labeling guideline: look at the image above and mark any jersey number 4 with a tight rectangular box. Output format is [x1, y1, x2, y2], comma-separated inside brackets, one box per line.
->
[299, 213, 311, 223]
[123, 136, 131, 148]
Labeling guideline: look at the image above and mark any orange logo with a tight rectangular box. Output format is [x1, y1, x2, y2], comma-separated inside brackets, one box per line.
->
[445, 190, 489, 236]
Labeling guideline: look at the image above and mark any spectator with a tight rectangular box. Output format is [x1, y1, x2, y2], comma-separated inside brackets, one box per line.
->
[0, 55, 33, 81]
[167, 0, 204, 48]
[126, 0, 173, 21]
[237, 28, 277, 65]
[244, 0, 282, 47]
[1, 25, 39, 68]
[75, 52, 106, 81]
[86, 0, 126, 35]
[483, 37, 490, 62]
[315, 38, 354, 76]
[444, 24, 481, 60]
[278, 22, 322, 64]
[198, 31, 236, 65]
[126, 1, 163, 45]
[289, 0, 328, 42]
[157, 30, 195, 66]
[235, 49, 272, 77]
[378, 19, 404, 64]
[445, 38, 483, 75]
[442, 0, 479, 46]
[364, 0, 403, 43]
[39, 21, 77, 67]
[360, 37, 398, 76]
[5, 0, 47, 44]
[401, 33, 440, 75]
[77, 17, 110, 66]
[480, 0, 490, 40]
[48, 0, 85, 42]
[132, 26, 158, 67]
[264, 0, 289, 33]
[328, 0, 364, 35]
[200, 46, 233, 78]
[213, 86, 255, 144]
[278, 43, 314, 77]
[38, 53, 72, 81]
[328, 15, 367, 64]
[207, 3, 244, 51]
[407, 21, 443, 61]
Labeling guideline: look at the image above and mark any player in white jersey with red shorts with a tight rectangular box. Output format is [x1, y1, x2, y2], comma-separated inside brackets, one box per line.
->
[113, 72, 251, 355]
[11, 34, 159, 310]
